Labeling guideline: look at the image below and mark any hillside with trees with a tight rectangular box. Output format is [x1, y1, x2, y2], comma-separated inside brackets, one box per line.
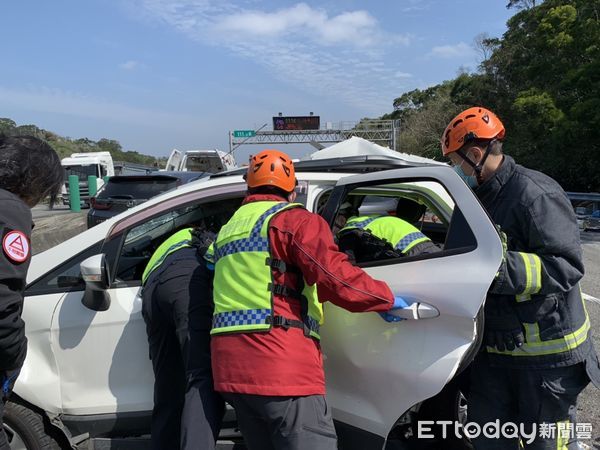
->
[0, 118, 163, 167]
[383, 0, 599, 192]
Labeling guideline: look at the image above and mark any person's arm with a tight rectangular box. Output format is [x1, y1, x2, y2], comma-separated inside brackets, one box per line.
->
[490, 192, 584, 297]
[0, 198, 32, 371]
[273, 211, 394, 313]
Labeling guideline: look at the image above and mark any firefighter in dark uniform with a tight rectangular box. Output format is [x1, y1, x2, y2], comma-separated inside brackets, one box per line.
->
[0, 135, 63, 449]
[442, 107, 600, 449]
[141, 227, 224, 450]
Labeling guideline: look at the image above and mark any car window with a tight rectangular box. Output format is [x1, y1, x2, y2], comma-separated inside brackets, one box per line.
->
[113, 196, 243, 284]
[25, 241, 104, 296]
[98, 178, 179, 199]
[330, 179, 474, 266]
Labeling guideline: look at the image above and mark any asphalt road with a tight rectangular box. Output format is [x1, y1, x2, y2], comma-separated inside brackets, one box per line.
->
[578, 232, 600, 447]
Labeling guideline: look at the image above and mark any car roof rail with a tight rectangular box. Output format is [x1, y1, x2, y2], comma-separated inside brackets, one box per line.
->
[210, 155, 434, 180]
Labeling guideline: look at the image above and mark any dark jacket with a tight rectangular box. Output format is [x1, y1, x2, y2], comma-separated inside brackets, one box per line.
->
[0, 189, 31, 371]
[476, 156, 600, 382]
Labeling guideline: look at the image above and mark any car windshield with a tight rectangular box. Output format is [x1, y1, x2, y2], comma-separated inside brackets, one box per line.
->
[64, 165, 98, 181]
[97, 177, 178, 199]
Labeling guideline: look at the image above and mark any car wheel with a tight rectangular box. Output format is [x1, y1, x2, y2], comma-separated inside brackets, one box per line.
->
[413, 383, 473, 450]
[3, 402, 61, 450]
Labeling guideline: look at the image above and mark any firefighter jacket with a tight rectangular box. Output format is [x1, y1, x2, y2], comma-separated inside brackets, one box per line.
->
[0, 189, 32, 371]
[211, 201, 322, 340]
[477, 156, 600, 382]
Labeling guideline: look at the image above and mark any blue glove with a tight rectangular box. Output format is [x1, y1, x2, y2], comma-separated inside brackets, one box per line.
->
[379, 296, 409, 322]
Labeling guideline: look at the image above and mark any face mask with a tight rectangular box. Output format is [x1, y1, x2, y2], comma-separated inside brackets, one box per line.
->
[453, 163, 478, 189]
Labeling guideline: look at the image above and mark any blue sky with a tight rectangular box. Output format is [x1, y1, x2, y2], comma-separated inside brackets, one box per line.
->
[0, 0, 513, 160]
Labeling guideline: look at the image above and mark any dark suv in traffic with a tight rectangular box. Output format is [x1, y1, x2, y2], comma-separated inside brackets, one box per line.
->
[87, 171, 206, 227]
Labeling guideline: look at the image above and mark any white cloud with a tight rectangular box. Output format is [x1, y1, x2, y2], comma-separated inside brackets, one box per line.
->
[119, 60, 139, 70]
[395, 71, 413, 78]
[132, 0, 412, 114]
[214, 4, 380, 47]
[429, 42, 475, 59]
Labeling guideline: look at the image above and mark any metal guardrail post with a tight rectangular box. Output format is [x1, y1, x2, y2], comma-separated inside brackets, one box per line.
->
[88, 175, 98, 198]
[68, 175, 81, 212]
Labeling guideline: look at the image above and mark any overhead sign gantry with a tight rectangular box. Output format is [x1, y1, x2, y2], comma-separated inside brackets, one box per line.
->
[229, 114, 400, 154]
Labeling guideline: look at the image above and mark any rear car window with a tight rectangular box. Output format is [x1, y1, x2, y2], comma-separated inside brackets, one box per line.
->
[98, 177, 178, 199]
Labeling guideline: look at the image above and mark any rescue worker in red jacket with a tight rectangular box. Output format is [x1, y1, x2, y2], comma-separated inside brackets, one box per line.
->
[0, 135, 63, 450]
[208, 149, 407, 450]
[442, 107, 600, 449]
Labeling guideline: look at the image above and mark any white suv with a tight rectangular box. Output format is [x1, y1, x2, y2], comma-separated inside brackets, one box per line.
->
[11, 153, 501, 450]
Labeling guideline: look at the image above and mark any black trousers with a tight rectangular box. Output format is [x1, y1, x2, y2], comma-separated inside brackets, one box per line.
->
[222, 393, 338, 450]
[142, 257, 224, 450]
[469, 353, 590, 450]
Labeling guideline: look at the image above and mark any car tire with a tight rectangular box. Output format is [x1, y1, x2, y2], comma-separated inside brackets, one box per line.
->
[3, 402, 61, 450]
[413, 383, 473, 450]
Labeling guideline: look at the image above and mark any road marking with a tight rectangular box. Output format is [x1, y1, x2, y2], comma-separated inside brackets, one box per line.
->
[583, 293, 600, 304]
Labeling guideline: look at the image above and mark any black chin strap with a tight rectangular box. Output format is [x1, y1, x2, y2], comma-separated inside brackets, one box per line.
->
[456, 139, 496, 185]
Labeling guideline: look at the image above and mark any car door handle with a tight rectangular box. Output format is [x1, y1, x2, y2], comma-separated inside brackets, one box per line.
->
[391, 302, 440, 320]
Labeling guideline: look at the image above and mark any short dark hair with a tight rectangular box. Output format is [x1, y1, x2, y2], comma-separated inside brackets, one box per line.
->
[463, 138, 503, 155]
[0, 135, 63, 206]
[247, 185, 292, 198]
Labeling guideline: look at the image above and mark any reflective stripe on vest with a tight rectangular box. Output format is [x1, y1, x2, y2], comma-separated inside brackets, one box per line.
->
[141, 228, 193, 285]
[487, 298, 591, 357]
[211, 201, 322, 339]
[341, 215, 430, 253]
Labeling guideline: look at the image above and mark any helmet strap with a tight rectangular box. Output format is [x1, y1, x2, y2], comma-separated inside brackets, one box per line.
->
[457, 138, 496, 185]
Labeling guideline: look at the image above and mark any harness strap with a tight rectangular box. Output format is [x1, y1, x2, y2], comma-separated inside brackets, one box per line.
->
[267, 315, 308, 333]
[265, 257, 302, 274]
[268, 282, 305, 301]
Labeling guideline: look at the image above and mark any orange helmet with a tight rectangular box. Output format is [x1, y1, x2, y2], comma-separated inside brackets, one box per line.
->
[246, 149, 296, 192]
[441, 107, 505, 155]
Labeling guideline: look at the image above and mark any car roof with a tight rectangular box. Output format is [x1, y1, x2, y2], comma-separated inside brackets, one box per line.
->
[209, 155, 437, 181]
[108, 171, 208, 183]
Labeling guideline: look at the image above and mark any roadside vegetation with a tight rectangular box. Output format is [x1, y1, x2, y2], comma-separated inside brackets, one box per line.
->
[0, 118, 163, 167]
[381, 0, 600, 192]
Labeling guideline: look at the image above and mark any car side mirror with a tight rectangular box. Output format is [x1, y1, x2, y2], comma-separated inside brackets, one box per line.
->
[80, 254, 111, 311]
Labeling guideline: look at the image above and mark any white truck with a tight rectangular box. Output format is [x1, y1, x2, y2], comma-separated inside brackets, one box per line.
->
[165, 148, 237, 173]
[60, 152, 115, 207]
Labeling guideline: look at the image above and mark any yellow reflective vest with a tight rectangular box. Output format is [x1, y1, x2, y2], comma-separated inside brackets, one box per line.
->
[141, 228, 193, 285]
[211, 201, 322, 340]
[340, 215, 430, 254]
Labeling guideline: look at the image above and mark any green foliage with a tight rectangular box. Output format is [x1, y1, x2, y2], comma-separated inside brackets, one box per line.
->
[382, 0, 600, 192]
[0, 118, 162, 166]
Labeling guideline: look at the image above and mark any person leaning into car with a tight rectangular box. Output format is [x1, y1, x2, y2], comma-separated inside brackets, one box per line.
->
[441, 107, 600, 449]
[140, 228, 224, 450]
[0, 135, 63, 449]
[205, 149, 409, 450]
[335, 199, 439, 263]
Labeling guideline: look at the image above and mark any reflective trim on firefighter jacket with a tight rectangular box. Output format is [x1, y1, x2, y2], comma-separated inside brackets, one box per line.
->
[141, 228, 193, 285]
[340, 215, 430, 254]
[211, 201, 322, 340]
[478, 155, 594, 369]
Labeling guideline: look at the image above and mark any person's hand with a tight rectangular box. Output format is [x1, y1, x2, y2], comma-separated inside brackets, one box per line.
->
[484, 299, 525, 351]
[379, 296, 409, 322]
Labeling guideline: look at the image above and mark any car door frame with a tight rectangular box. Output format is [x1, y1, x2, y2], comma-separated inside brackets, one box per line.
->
[319, 165, 503, 447]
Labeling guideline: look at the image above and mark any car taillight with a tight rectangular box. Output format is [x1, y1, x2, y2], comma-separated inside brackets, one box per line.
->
[91, 197, 111, 210]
